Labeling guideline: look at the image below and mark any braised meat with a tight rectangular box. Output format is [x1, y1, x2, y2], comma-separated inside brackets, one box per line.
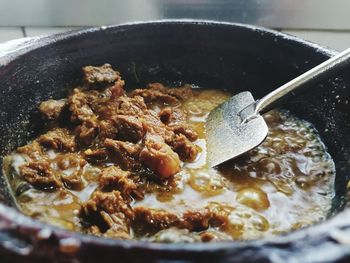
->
[112, 115, 145, 143]
[68, 88, 98, 123]
[83, 63, 123, 89]
[4, 64, 336, 243]
[140, 134, 181, 179]
[37, 128, 76, 152]
[55, 153, 87, 190]
[75, 119, 99, 145]
[17, 141, 46, 161]
[82, 190, 133, 239]
[130, 83, 179, 104]
[104, 139, 141, 170]
[170, 134, 198, 162]
[99, 166, 139, 199]
[39, 99, 66, 120]
[20, 160, 62, 190]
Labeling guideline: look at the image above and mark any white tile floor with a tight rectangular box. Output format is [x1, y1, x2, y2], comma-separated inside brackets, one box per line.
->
[0, 26, 348, 51]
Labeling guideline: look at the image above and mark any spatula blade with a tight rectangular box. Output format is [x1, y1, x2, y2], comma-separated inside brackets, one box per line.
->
[206, 91, 268, 167]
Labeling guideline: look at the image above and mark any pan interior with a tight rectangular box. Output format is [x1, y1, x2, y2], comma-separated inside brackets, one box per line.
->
[0, 22, 348, 235]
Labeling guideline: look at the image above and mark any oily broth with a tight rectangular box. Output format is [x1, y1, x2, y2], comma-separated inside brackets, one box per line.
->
[133, 89, 335, 240]
[4, 88, 335, 241]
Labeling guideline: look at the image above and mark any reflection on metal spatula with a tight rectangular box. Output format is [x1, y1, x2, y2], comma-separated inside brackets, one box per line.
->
[206, 48, 350, 167]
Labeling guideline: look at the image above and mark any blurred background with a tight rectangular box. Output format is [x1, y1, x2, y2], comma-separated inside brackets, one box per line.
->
[0, 0, 349, 51]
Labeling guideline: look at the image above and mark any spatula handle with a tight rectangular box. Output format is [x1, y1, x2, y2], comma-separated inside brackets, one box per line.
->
[254, 47, 350, 115]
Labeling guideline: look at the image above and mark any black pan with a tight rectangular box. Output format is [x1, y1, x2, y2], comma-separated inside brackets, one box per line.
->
[0, 20, 349, 263]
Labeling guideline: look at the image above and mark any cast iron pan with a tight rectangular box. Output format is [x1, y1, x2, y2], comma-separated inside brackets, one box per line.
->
[0, 20, 349, 263]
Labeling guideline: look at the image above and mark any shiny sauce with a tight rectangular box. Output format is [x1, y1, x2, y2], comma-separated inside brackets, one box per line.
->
[4, 88, 335, 242]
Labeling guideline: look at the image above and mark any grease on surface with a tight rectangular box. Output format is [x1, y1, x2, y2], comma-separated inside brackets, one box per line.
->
[4, 88, 336, 242]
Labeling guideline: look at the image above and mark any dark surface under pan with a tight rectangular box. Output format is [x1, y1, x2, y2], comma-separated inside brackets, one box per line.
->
[0, 21, 349, 263]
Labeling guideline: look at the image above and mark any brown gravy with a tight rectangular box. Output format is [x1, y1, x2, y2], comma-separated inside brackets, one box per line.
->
[3, 64, 335, 242]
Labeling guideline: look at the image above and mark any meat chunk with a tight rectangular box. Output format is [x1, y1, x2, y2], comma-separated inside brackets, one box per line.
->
[160, 107, 185, 125]
[37, 128, 76, 152]
[100, 211, 131, 239]
[159, 107, 198, 141]
[116, 95, 147, 116]
[39, 99, 66, 120]
[56, 153, 87, 170]
[56, 153, 87, 190]
[133, 207, 212, 233]
[104, 139, 141, 170]
[170, 134, 198, 162]
[158, 107, 172, 124]
[139, 134, 181, 179]
[171, 125, 198, 142]
[60, 171, 84, 190]
[82, 190, 134, 238]
[99, 120, 117, 140]
[109, 79, 125, 99]
[17, 141, 46, 161]
[167, 85, 193, 100]
[99, 166, 141, 199]
[113, 115, 145, 143]
[97, 95, 147, 119]
[76, 119, 99, 145]
[131, 88, 178, 104]
[86, 212, 130, 239]
[68, 88, 98, 122]
[84, 190, 134, 218]
[83, 64, 124, 89]
[130, 83, 178, 105]
[182, 210, 211, 231]
[130, 83, 194, 105]
[133, 207, 180, 231]
[20, 160, 62, 190]
[84, 148, 108, 163]
[142, 110, 174, 141]
[147, 82, 168, 93]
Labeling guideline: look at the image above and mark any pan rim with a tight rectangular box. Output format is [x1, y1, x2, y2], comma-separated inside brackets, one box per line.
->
[0, 19, 347, 256]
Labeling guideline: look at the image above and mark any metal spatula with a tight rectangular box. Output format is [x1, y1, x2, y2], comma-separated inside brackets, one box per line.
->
[206, 48, 350, 167]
